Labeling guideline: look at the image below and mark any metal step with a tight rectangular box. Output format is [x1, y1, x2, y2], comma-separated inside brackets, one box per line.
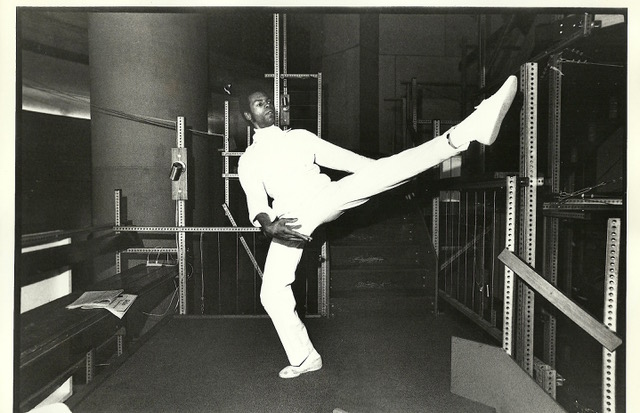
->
[330, 267, 427, 292]
[330, 244, 426, 269]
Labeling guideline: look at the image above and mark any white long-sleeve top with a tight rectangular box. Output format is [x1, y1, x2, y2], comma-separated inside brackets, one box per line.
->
[238, 125, 374, 226]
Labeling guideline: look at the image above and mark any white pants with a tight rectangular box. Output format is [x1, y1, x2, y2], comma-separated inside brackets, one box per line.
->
[261, 134, 466, 365]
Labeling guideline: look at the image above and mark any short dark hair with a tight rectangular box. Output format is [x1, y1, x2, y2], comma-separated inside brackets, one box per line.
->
[236, 80, 272, 115]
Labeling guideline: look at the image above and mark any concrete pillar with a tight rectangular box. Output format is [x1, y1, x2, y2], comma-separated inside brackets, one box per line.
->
[88, 13, 211, 230]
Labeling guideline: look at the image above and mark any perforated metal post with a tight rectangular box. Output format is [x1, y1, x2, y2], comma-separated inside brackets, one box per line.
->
[224, 101, 230, 206]
[114, 189, 122, 274]
[543, 53, 562, 372]
[317, 72, 323, 138]
[176, 116, 187, 314]
[411, 77, 418, 135]
[502, 176, 517, 356]
[432, 196, 440, 314]
[317, 72, 328, 317]
[534, 358, 557, 399]
[477, 14, 487, 171]
[401, 97, 407, 149]
[282, 13, 288, 95]
[433, 119, 442, 177]
[85, 349, 95, 383]
[116, 327, 126, 357]
[515, 64, 538, 375]
[319, 241, 329, 317]
[543, 216, 559, 368]
[602, 218, 620, 413]
[273, 14, 281, 127]
[434, 116, 447, 304]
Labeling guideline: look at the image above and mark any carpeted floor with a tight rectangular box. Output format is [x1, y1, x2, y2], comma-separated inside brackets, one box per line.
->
[72, 297, 496, 413]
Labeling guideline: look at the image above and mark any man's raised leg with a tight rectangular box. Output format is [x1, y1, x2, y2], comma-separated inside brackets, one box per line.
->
[326, 75, 518, 212]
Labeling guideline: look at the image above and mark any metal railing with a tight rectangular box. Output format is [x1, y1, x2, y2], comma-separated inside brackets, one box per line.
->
[426, 59, 624, 412]
[430, 178, 517, 340]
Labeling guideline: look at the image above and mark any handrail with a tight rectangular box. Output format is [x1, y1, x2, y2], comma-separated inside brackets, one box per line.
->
[498, 249, 622, 352]
[113, 225, 261, 233]
[21, 224, 116, 248]
[424, 175, 536, 192]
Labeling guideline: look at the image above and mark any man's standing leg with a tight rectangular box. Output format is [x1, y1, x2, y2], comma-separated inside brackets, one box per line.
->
[260, 240, 322, 378]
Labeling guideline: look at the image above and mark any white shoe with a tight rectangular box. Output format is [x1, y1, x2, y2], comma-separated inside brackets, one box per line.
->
[278, 349, 323, 378]
[448, 75, 518, 147]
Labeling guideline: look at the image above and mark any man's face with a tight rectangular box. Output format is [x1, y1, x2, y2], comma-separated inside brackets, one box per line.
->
[244, 91, 275, 129]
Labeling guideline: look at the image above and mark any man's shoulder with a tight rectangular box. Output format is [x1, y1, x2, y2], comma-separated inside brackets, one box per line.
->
[238, 145, 254, 165]
[286, 128, 318, 139]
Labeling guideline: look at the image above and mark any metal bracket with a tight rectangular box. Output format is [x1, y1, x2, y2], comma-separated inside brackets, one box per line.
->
[171, 148, 188, 200]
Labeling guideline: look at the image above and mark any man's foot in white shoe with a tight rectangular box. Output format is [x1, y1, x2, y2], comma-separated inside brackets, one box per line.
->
[448, 75, 518, 148]
[278, 349, 322, 379]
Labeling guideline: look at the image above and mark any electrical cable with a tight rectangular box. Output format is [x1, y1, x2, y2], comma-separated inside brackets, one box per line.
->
[142, 284, 179, 317]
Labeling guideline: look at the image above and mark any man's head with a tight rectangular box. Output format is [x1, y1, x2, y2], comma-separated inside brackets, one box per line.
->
[242, 91, 275, 129]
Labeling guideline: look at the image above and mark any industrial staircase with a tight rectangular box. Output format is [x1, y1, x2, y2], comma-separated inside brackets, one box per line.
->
[326, 190, 438, 315]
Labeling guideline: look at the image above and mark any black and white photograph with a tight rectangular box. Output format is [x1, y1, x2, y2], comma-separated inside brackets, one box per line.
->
[3, 3, 637, 413]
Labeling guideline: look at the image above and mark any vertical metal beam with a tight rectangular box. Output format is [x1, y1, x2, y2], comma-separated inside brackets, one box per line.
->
[317, 72, 326, 317]
[273, 14, 281, 127]
[411, 77, 418, 134]
[534, 358, 557, 399]
[543, 53, 562, 373]
[549, 53, 562, 192]
[472, 191, 478, 312]
[85, 349, 95, 383]
[602, 218, 620, 413]
[542, 217, 559, 369]
[176, 116, 187, 315]
[116, 327, 126, 357]
[518, 63, 538, 376]
[114, 189, 122, 274]
[434, 119, 442, 178]
[317, 72, 323, 138]
[490, 190, 497, 326]
[480, 191, 487, 318]
[432, 196, 440, 314]
[224, 101, 230, 206]
[319, 241, 329, 317]
[477, 14, 488, 172]
[502, 176, 517, 356]
[401, 97, 407, 149]
[478, 15, 487, 93]
[282, 14, 288, 95]
[460, 41, 468, 119]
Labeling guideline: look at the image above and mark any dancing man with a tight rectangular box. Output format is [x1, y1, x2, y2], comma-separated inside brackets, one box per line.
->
[238, 75, 518, 378]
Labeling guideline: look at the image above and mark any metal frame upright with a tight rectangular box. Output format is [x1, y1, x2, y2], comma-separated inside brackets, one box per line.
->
[516, 62, 538, 376]
[542, 52, 562, 374]
[219, 13, 330, 317]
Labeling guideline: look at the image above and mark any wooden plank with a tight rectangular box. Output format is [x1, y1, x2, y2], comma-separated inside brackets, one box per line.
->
[20, 232, 143, 286]
[498, 249, 622, 352]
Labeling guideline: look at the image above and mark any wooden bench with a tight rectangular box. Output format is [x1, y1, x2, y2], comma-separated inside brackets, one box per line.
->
[19, 229, 179, 412]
